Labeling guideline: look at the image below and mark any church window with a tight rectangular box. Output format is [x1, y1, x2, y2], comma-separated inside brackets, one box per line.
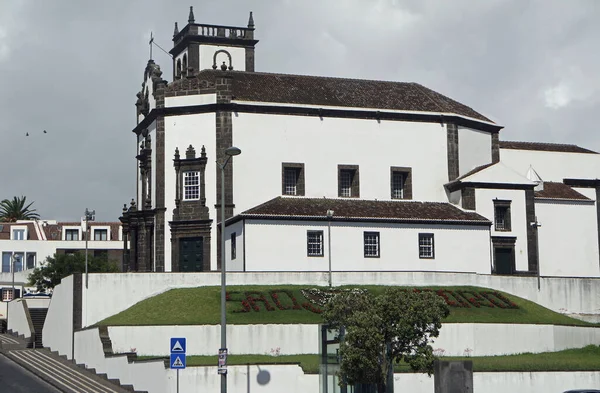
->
[231, 232, 236, 260]
[282, 163, 305, 196]
[183, 171, 200, 200]
[338, 165, 359, 198]
[176, 59, 182, 77]
[182, 54, 188, 75]
[364, 232, 380, 258]
[307, 231, 324, 257]
[419, 233, 435, 259]
[390, 167, 412, 200]
[494, 200, 511, 231]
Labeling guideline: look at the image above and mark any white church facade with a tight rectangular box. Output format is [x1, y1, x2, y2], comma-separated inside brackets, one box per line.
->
[119, 7, 600, 279]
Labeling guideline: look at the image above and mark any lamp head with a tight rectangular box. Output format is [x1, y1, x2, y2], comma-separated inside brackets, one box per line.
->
[224, 146, 242, 157]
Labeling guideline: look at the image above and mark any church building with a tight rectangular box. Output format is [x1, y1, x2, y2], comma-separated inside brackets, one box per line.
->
[120, 7, 600, 279]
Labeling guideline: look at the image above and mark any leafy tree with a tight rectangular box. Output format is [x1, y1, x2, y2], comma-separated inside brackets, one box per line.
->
[0, 196, 40, 222]
[28, 252, 120, 290]
[322, 288, 450, 393]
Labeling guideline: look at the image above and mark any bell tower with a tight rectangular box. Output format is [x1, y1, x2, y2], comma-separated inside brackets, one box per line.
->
[170, 7, 258, 80]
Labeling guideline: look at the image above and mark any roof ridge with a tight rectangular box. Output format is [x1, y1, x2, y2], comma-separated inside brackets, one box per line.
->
[411, 83, 448, 114]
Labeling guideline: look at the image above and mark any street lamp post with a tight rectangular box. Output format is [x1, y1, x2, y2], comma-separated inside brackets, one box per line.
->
[327, 210, 334, 288]
[84, 208, 95, 289]
[218, 146, 241, 393]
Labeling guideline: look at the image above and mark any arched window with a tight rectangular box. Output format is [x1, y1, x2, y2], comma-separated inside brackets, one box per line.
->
[176, 59, 182, 77]
[182, 54, 188, 76]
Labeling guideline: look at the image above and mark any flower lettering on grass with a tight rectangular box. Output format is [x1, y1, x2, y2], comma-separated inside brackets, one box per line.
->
[269, 290, 302, 310]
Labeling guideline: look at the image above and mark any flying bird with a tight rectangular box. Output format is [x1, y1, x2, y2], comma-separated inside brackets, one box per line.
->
[26, 132, 29, 136]
[43, 130, 47, 133]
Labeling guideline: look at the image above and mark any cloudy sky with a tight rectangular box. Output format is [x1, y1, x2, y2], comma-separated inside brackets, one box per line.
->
[0, 0, 599, 221]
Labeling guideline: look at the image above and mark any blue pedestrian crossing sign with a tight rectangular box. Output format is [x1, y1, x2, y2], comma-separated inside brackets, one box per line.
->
[170, 354, 186, 369]
[170, 338, 186, 353]
[170, 337, 186, 369]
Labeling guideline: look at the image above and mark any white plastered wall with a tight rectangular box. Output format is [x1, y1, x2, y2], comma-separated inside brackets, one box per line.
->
[236, 220, 491, 274]
[199, 45, 246, 71]
[475, 189, 529, 271]
[500, 148, 600, 181]
[232, 114, 450, 213]
[536, 200, 600, 277]
[42, 275, 73, 358]
[164, 112, 217, 271]
[458, 126, 492, 176]
[226, 220, 244, 271]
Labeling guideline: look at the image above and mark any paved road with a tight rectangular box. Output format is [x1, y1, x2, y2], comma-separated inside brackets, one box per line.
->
[0, 353, 61, 393]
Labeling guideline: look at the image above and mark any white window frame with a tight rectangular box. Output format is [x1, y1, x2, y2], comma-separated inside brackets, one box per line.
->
[11, 225, 27, 240]
[2, 288, 14, 302]
[283, 168, 298, 195]
[307, 231, 324, 257]
[340, 170, 353, 197]
[419, 233, 435, 259]
[183, 171, 200, 201]
[364, 232, 380, 258]
[391, 172, 405, 199]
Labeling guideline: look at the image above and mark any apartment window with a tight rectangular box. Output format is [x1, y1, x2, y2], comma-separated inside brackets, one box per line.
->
[419, 233, 435, 259]
[281, 163, 305, 196]
[307, 231, 324, 257]
[2, 289, 13, 302]
[12, 229, 25, 240]
[183, 171, 200, 200]
[94, 229, 108, 241]
[65, 229, 79, 241]
[494, 200, 511, 231]
[364, 232, 380, 258]
[338, 165, 359, 198]
[231, 232, 237, 260]
[26, 253, 36, 270]
[13, 253, 23, 272]
[1, 253, 10, 273]
[390, 167, 412, 200]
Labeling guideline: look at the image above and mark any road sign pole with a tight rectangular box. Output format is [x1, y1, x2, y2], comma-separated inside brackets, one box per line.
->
[177, 369, 179, 393]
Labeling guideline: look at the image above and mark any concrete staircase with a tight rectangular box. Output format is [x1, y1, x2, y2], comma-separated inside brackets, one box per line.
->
[27, 307, 47, 348]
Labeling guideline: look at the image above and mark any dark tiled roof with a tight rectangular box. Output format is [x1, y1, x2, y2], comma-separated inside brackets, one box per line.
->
[456, 162, 496, 181]
[43, 222, 122, 241]
[500, 141, 598, 154]
[0, 222, 39, 240]
[534, 182, 591, 200]
[183, 70, 493, 122]
[239, 197, 490, 224]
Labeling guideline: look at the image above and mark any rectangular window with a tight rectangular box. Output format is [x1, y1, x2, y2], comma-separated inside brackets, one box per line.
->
[12, 229, 25, 240]
[1, 253, 11, 273]
[391, 172, 404, 199]
[338, 165, 359, 198]
[2, 289, 13, 302]
[94, 229, 108, 241]
[419, 233, 435, 259]
[494, 200, 511, 231]
[13, 253, 24, 272]
[65, 229, 79, 241]
[284, 168, 299, 195]
[183, 171, 200, 200]
[390, 167, 412, 200]
[281, 163, 305, 196]
[26, 252, 36, 270]
[364, 232, 380, 258]
[231, 232, 237, 260]
[307, 231, 324, 257]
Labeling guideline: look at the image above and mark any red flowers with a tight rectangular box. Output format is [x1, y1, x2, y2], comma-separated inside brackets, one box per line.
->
[226, 287, 519, 314]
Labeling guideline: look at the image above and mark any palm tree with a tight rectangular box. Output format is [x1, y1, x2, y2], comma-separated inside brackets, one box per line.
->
[0, 196, 41, 222]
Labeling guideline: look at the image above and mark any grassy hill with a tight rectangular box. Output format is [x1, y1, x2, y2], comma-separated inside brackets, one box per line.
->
[97, 285, 597, 327]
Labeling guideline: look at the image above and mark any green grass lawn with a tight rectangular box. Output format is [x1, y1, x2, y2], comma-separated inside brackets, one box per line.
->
[97, 285, 596, 327]
[138, 345, 600, 374]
